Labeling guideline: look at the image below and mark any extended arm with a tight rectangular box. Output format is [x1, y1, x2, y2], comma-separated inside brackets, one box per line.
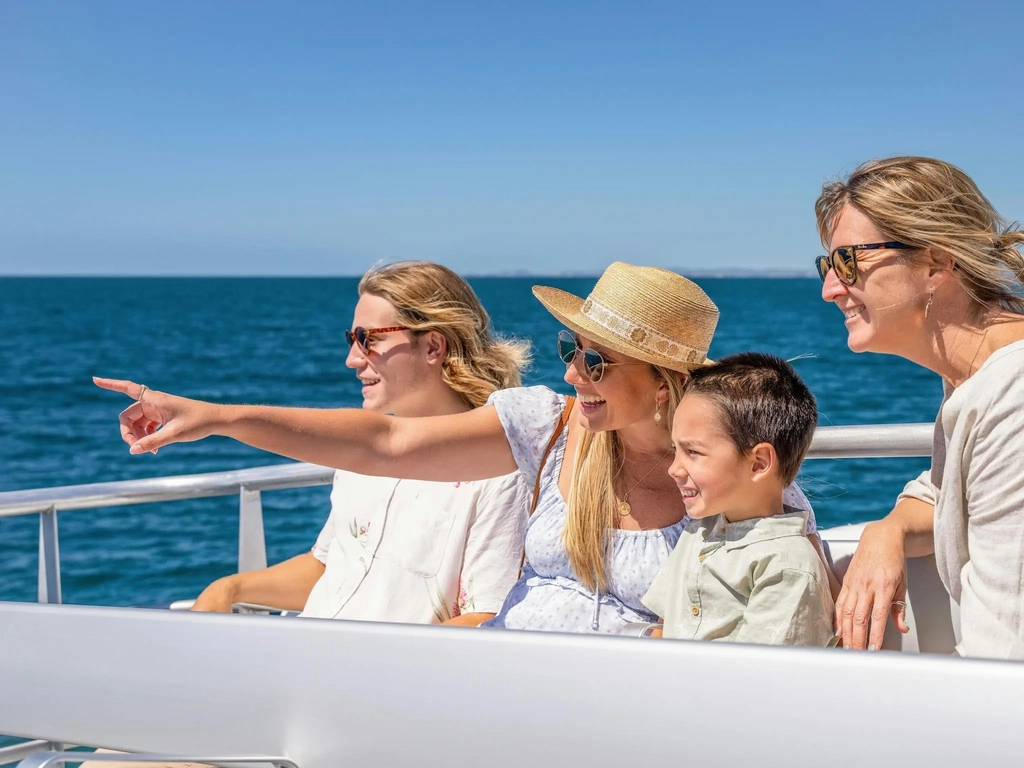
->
[94, 377, 518, 481]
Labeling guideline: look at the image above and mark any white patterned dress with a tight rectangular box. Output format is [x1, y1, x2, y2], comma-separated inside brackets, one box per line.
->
[482, 386, 816, 635]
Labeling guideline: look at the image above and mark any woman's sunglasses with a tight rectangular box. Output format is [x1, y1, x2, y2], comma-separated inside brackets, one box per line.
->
[815, 241, 914, 285]
[344, 325, 409, 351]
[557, 329, 645, 383]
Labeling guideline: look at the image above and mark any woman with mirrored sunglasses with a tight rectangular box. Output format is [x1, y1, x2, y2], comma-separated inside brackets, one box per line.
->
[96, 261, 828, 637]
[815, 242, 916, 286]
[816, 156, 1024, 659]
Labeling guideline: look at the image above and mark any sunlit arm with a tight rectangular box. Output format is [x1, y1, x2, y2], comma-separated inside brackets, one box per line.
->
[218, 403, 517, 481]
[93, 377, 519, 482]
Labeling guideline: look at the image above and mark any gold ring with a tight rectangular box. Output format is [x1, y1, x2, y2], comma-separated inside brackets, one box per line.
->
[137, 385, 148, 402]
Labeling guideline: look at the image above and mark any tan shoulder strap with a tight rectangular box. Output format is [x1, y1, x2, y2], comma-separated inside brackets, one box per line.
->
[530, 396, 576, 516]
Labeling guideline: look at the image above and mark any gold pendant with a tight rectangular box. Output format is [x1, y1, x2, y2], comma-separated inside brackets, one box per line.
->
[618, 500, 631, 516]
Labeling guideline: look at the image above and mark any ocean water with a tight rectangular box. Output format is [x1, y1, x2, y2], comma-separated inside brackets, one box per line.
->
[0, 276, 941, 609]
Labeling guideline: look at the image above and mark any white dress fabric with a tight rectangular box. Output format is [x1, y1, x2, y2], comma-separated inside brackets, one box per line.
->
[301, 468, 529, 623]
[481, 386, 816, 634]
[897, 339, 1024, 659]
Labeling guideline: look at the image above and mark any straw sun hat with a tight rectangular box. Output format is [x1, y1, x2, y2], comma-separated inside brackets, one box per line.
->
[532, 262, 720, 373]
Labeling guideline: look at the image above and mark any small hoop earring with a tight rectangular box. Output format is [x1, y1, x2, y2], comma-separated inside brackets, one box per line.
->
[925, 291, 933, 318]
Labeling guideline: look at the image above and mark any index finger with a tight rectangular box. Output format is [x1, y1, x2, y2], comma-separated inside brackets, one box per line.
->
[94, 377, 145, 400]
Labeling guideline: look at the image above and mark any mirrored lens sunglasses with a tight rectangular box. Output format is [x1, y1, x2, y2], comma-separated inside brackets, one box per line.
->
[557, 329, 646, 383]
[815, 241, 914, 285]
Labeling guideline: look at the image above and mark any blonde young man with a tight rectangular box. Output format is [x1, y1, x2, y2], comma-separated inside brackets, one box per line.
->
[190, 261, 532, 625]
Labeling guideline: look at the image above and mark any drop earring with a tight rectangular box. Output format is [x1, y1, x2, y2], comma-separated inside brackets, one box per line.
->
[925, 291, 933, 318]
[654, 401, 662, 424]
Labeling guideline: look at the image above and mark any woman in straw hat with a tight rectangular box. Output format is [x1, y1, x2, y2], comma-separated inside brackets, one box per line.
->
[96, 262, 823, 634]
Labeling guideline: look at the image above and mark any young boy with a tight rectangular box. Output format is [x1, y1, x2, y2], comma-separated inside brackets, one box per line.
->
[643, 352, 835, 646]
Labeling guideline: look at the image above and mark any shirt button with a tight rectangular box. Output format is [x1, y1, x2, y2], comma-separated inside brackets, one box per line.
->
[698, 553, 706, 562]
[691, 605, 700, 616]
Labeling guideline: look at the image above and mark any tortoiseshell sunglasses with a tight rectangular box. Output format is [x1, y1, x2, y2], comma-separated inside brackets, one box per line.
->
[815, 242, 915, 285]
[344, 325, 410, 351]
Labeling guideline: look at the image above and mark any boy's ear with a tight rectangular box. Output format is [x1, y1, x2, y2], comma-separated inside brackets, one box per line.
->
[749, 442, 777, 483]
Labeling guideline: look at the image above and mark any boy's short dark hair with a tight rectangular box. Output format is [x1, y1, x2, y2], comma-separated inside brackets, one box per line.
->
[683, 352, 817, 485]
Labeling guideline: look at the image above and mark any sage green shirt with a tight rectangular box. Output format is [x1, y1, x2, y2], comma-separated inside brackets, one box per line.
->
[643, 510, 834, 646]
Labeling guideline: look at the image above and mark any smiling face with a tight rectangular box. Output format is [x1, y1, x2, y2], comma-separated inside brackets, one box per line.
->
[345, 292, 434, 415]
[821, 203, 930, 355]
[562, 333, 666, 433]
[668, 393, 755, 520]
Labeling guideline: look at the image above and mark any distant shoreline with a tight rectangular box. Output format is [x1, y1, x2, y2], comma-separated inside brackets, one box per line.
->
[0, 270, 818, 279]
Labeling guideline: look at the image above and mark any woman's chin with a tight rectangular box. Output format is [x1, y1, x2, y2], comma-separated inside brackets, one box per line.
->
[845, 329, 874, 354]
[576, 409, 608, 434]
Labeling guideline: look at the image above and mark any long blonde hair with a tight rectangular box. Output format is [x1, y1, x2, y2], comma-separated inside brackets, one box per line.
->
[563, 364, 688, 592]
[358, 261, 532, 407]
[815, 156, 1024, 314]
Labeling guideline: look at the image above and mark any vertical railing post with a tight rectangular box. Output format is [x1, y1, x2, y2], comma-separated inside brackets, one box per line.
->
[238, 486, 268, 573]
[37, 505, 62, 604]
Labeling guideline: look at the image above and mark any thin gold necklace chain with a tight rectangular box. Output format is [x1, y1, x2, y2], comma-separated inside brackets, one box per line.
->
[617, 447, 675, 517]
[947, 311, 992, 385]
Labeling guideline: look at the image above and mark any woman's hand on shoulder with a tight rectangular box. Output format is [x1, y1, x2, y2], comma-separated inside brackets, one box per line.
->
[834, 518, 911, 650]
[93, 377, 223, 454]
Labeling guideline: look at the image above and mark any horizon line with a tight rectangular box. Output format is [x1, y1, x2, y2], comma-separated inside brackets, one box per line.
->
[0, 268, 818, 279]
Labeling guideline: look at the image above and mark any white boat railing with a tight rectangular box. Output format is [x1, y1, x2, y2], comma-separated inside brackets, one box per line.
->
[0, 742, 60, 767]
[0, 422, 934, 609]
[0, 462, 335, 606]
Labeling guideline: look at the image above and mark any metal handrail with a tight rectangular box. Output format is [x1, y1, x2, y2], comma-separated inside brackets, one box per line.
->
[808, 421, 933, 459]
[0, 741, 59, 767]
[15, 751, 298, 768]
[0, 462, 335, 607]
[0, 462, 334, 519]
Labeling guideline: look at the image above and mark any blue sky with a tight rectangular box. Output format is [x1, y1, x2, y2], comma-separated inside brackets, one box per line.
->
[1, 1, 1022, 276]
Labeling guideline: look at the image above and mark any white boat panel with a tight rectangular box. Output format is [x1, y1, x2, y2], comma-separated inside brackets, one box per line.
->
[1, 601, 1021, 768]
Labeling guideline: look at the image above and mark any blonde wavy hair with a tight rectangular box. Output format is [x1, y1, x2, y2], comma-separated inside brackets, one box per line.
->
[815, 156, 1024, 314]
[563, 364, 688, 592]
[358, 261, 532, 407]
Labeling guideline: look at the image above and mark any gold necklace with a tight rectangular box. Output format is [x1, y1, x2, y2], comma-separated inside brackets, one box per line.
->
[617, 448, 674, 517]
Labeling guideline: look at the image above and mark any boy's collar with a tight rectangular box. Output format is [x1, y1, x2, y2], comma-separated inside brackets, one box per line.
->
[699, 508, 809, 551]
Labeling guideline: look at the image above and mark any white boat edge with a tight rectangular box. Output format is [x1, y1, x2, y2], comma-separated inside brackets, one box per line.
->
[5, 423, 1023, 768]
